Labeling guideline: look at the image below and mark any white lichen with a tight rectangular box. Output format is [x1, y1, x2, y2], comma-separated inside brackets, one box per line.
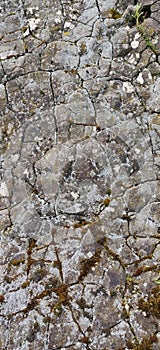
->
[28, 17, 40, 31]
[0, 182, 9, 197]
[123, 82, 134, 93]
[131, 40, 139, 49]
[137, 72, 144, 84]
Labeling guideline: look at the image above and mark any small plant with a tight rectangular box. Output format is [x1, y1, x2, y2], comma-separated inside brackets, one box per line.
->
[133, 2, 158, 54]
[132, 2, 144, 26]
[153, 276, 160, 285]
[138, 25, 158, 54]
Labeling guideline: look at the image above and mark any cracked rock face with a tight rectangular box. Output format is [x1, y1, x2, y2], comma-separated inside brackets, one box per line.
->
[0, 1, 160, 349]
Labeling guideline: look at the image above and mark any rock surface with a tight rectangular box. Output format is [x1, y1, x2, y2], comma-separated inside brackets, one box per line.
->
[0, 1, 160, 349]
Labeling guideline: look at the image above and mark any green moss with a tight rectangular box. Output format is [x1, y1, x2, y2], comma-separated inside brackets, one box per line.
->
[110, 290, 117, 297]
[106, 187, 112, 196]
[126, 275, 134, 283]
[40, 89, 45, 95]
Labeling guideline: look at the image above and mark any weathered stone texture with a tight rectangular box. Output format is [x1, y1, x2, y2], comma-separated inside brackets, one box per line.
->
[0, 0, 160, 349]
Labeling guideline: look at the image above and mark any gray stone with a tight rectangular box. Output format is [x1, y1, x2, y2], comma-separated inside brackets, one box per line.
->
[0, 84, 7, 110]
[1, 1, 160, 349]
[146, 77, 160, 113]
[98, 0, 117, 14]
[41, 41, 79, 70]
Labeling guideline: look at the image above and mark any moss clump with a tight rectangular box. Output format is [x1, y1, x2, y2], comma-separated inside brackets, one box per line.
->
[106, 187, 112, 196]
[138, 286, 160, 318]
[27, 238, 36, 255]
[70, 69, 78, 75]
[49, 24, 61, 33]
[73, 220, 89, 228]
[54, 302, 63, 315]
[80, 41, 87, 55]
[78, 248, 101, 281]
[53, 284, 69, 315]
[21, 280, 30, 289]
[133, 264, 158, 277]
[126, 274, 135, 292]
[108, 8, 122, 19]
[81, 336, 90, 344]
[110, 290, 117, 298]
[77, 297, 87, 309]
[133, 334, 157, 350]
[10, 257, 25, 266]
[124, 334, 158, 350]
[56, 284, 69, 305]
[40, 89, 45, 95]
[103, 198, 111, 206]
[23, 283, 69, 316]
